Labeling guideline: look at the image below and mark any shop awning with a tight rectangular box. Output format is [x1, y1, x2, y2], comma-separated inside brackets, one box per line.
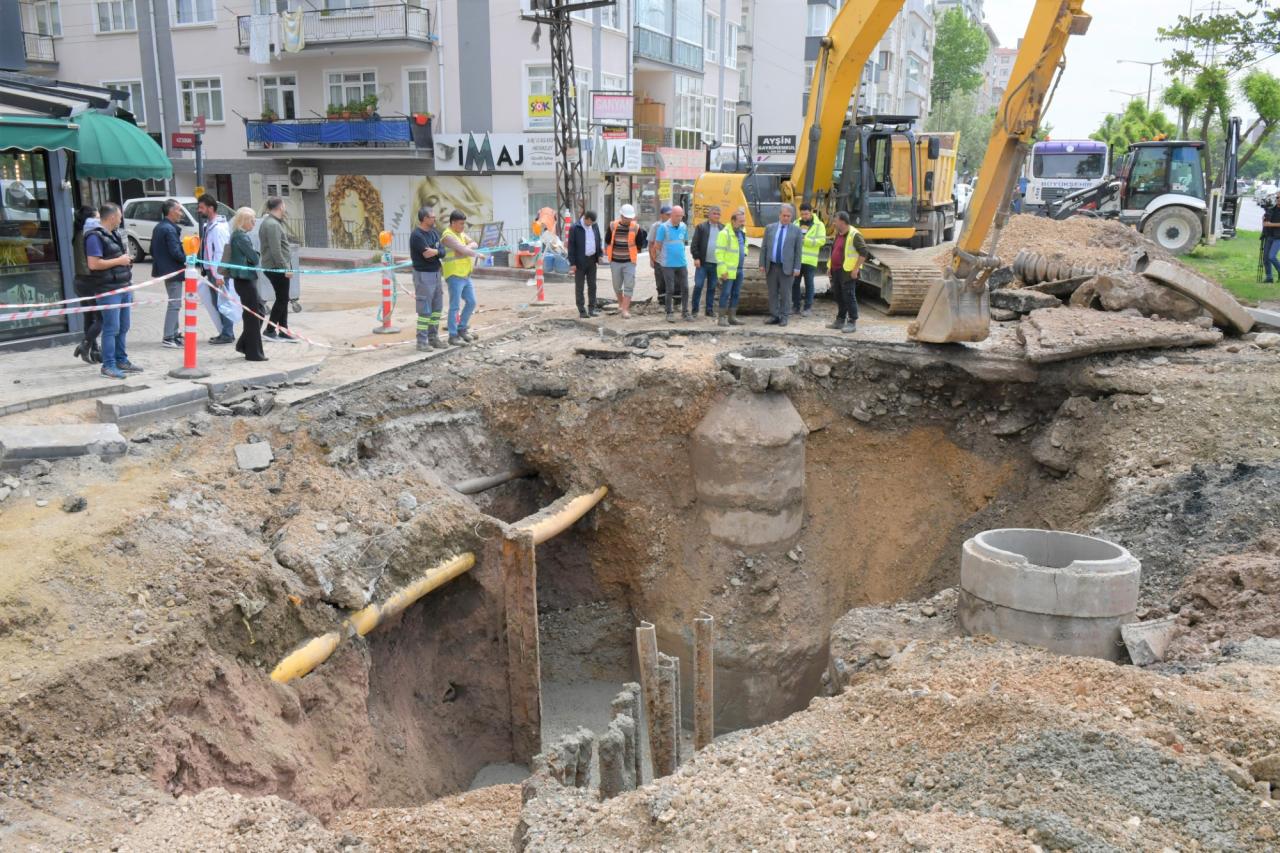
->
[72, 110, 172, 180]
[0, 115, 79, 153]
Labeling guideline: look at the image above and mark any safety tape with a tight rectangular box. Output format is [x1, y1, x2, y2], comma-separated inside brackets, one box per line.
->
[0, 295, 173, 323]
[1, 269, 184, 310]
[195, 244, 510, 278]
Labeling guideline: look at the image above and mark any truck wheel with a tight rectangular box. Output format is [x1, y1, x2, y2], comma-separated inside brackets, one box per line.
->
[1142, 207, 1203, 255]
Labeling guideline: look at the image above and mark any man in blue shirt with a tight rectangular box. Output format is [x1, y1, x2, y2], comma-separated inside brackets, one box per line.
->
[653, 204, 691, 322]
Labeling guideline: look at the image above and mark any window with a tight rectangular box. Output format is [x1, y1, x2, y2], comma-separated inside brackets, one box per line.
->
[806, 3, 834, 38]
[323, 0, 370, 9]
[705, 12, 719, 64]
[95, 0, 136, 32]
[571, 8, 592, 22]
[32, 1, 62, 36]
[724, 23, 737, 69]
[906, 55, 923, 88]
[574, 67, 591, 133]
[173, 0, 214, 25]
[673, 73, 703, 149]
[103, 80, 145, 125]
[527, 64, 553, 130]
[327, 70, 376, 108]
[252, 0, 288, 12]
[879, 50, 892, 72]
[702, 95, 716, 138]
[179, 78, 223, 123]
[600, 3, 620, 30]
[722, 102, 736, 143]
[675, 0, 702, 45]
[260, 75, 297, 120]
[637, 0, 669, 34]
[803, 61, 815, 107]
[600, 72, 625, 93]
[0, 152, 64, 342]
[405, 68, 430, 116]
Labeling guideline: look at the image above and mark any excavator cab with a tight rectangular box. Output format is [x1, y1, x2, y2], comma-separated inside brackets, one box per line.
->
[834, 116, 919, 236]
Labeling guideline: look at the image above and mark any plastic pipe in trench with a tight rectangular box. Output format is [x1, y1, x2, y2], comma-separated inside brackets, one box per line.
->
[269, 486, 609, 683]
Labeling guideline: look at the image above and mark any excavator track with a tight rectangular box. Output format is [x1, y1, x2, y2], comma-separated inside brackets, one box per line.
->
[858, 245, 945, 315]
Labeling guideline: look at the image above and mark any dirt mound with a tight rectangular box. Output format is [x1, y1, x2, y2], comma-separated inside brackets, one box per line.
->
[1163, 547, 1280, 661]
[519, 638, 1280, 850]
[935, 214, 1175, 272]
[332, 785, 521, 852]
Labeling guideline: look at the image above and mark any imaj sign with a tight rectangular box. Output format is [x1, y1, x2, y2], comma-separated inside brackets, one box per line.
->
[603, 139, 642, 173]
[437, 133, 555, 173]
[757, 134, 798, 155]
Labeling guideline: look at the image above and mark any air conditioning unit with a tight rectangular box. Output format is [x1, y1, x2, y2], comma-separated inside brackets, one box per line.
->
[288, 167, 319, 190]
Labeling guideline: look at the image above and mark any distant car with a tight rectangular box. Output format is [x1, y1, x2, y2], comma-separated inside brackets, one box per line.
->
[954, 180, 974, 220]
[122, 196, 234, 262]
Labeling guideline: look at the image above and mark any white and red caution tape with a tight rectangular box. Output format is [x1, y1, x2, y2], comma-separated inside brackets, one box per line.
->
[1, 268, 183, 311]
[0, 295, 174, 323]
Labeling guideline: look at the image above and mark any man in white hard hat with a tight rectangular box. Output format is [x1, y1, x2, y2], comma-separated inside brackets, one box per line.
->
[603, 203, 647, 319]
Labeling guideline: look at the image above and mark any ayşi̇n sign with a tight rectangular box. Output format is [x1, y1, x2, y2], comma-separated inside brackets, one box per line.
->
[757, 134, 797, 155]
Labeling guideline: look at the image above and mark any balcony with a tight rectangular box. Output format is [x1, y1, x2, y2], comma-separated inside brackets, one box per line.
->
[22, 32, 56, 66]
[236, 5, 434, 52]
[245, 116, 433, 153]
[636, 123, 673, 150]
[635, 27, 704, 71]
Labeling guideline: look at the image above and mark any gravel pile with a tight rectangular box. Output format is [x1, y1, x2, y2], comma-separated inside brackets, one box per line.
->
[332, 785, 521, 852]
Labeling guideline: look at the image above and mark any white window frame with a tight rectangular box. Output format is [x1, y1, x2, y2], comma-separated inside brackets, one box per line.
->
[600, 72, 626, 93]
[171, 0, 215, 27]
[806, 3, 834, 38]
[674, 0, 702, 47]
[31, 1, 62, 37]
[573, 66, 592, 134]
[673, 73, 703, 149]
[102, 79, 144, 126]
[259, 74, 298, 120]
[325, 68, 378, 110]
[637, 0, 670, 36]
[178, 76, 224, 124]
[600, 3, 621, 32]
[723, 23, 737, 69]
[525, 62, 554, 131]
[704, 12, 719, 65]
[323, 0, 371, 9]
[403, 66, 431, 117]
[94, 0, 137, 33]
[722, 102, 735, 144]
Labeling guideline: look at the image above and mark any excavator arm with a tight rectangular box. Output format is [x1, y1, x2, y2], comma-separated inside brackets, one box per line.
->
[910, 0, 1091, 343]
[788, 0, 906, 207]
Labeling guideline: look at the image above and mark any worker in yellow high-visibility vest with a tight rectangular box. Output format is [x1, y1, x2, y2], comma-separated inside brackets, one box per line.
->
[828, 210, 871, 334]
[440, 210, 484, 346]
[792, 203, 827, 318]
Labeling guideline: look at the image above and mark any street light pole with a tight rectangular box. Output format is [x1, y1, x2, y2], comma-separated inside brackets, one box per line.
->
[1116, 59, 1161, 112]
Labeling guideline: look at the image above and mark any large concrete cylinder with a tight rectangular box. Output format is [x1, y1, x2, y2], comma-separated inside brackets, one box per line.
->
[958, 529, 1140, 661]
[691, 389, 806, 551]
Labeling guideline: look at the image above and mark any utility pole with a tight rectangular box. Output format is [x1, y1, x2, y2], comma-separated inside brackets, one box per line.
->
[1115, 60, 1161, 113]
[524, 1, 616, 221]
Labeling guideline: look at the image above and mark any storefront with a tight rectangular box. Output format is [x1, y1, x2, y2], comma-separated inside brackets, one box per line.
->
[0, 73, 171, 350]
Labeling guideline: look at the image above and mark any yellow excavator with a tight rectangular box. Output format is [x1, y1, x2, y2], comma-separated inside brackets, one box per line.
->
[911, 0, 1091, 342]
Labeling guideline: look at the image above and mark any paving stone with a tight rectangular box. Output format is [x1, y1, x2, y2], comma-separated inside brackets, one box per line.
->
[0, 424, 128, 467]
[234, 442, 274, 472]
[96, 383, 210, 429]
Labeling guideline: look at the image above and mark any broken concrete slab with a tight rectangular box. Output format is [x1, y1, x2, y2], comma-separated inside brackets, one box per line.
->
[574, 345, 631, 360]
[195, 364, 321, 401]
[990, 288, 1062, 314]
[517, 376, 570, 398]
[1026, 276, 1090, 298]
[1121, 616, 1177, 666]
[1141, 260, 1254, 334]
[1018, 308, 1222, 364]
[1247, 307, 1280, 331]
[234, 442, 274, 472]
[0, 423, 128, 468]
[96, 382, 209, 429]
[1091, 272, 1207, 322]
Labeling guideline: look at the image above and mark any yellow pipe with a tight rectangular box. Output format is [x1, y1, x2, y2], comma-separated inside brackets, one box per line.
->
[519, 486, 608, 545]
[270, 552, 477, 683]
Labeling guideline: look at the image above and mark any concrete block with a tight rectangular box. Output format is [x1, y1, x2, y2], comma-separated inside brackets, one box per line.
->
[1121, 616, 1177, 666]
[1141, 260, 1254, 334]
[0, 423, 127, 467]
[1019, 308, 1222, 364]
[196, 363, 320, 401]
[96, 382, 209, 429]
[234, 442, 274, 471]
[1247, 307, 1280, 330]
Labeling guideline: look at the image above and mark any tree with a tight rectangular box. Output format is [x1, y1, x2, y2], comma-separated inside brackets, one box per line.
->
[1162, 80, 1202, 138]
[1159, 0, 1280, 74]
[925, 90, 995, 178]
[930, 8, 989, 106]
[1090, 100, 1177, 152]
[1239, 70, 1280, 173]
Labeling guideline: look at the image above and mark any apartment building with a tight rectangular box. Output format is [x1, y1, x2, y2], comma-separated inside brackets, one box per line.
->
[738, 0, 805, 149]
[989, 43, 1018, 114]
[10, 0, 741, 248]
[933, 0, 982, 25]
[866, 0, 935, 121]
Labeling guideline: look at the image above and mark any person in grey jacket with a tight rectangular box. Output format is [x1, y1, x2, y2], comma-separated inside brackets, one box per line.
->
[150, 199, 187, 348]
[759, 205, 803, 326]
[258, 196, 295, 341]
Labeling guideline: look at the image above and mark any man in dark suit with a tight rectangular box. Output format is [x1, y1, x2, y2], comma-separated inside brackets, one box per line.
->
[567, 210, 605, 318]
[759, 204, 803, 326]
[151, 198, 188, 348]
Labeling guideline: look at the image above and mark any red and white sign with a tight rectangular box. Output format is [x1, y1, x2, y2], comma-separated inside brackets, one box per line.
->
[170, 132, 196, 150]
[192, 114, 206, 133]
[591, 93, 632, 123]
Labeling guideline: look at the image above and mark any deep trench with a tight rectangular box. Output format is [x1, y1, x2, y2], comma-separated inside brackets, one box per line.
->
[159, 347, 1106, 818]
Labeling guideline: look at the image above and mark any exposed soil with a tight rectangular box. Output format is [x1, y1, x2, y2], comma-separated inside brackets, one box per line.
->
[936, 214, 1177, 272]
[2, 313, 1280, 851]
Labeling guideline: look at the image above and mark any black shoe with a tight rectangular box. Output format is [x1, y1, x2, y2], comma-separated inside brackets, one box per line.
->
[89, 344, 102, 364]
[73, 342, 85, 360]
[765, 317, 781, 325]
[779, 318, 789, 327]
[209, 334, 234, 345]
[246, 355, 269, 362]
[161, 337, 182, 349]
[588, 309, 600, 317]
[117, 361, 143, 374]
[578, 309, 589, 318]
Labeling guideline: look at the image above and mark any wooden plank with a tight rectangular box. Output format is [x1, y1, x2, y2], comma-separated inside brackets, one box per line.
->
[501, 529, 542, 763]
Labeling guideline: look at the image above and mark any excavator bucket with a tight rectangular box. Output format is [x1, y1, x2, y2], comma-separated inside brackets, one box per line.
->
[907, 274, 990, 343]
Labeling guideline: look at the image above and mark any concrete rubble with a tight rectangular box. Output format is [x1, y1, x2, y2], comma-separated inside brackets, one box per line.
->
[1018, 307, 1222, 363]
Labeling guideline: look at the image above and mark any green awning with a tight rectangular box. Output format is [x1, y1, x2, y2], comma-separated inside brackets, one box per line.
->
[0, 115, 79, 153]
[72, 110, 172, 180]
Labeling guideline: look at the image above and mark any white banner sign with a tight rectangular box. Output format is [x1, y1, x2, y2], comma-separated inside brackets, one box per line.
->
[603, 138, 643, 173]
[592, 93, 633, 123]
[434, 133, 555, 174]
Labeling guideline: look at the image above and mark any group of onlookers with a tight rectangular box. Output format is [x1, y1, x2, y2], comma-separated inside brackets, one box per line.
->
[69, 193, 298, 378]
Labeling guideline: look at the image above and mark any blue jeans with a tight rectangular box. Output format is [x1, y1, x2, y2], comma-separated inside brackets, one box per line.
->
[717, 269, 743, 309]
[692, 262, 717, 314]
[1265, 238, 1280, 281]
[98, 290, 132, 369]
[791, 265, 816, 311]
[447, 275, 476, 336]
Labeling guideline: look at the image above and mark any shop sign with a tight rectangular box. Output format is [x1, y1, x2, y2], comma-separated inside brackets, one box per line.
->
[592, 93, 632, 123]
[757, 134, 797, 155]
[437, 133, 555, 173]
[527, 95, 553, 130]
[603, 139, 642, 173]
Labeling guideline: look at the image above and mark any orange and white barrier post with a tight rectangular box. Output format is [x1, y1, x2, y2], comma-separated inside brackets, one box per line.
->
[169, 236, 210, 379]
[535, 252, 546, 302]
[373, 230, 400, 335]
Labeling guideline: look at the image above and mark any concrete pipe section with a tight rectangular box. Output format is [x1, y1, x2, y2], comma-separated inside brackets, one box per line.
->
[958, 528, 1140, 661]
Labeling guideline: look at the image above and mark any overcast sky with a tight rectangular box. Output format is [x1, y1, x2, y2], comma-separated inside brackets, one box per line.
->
[982, 0, 1280, 138]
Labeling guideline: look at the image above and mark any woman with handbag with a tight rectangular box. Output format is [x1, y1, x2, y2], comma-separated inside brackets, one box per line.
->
[226, 207, 268, 362]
